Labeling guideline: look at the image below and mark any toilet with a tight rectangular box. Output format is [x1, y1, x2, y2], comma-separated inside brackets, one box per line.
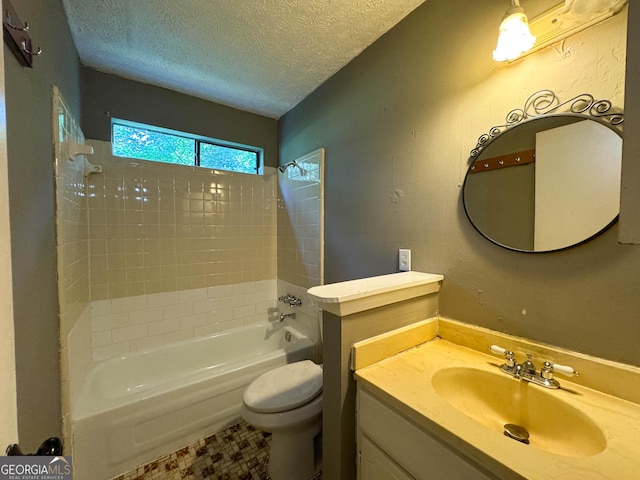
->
[241, 360, 323, 480]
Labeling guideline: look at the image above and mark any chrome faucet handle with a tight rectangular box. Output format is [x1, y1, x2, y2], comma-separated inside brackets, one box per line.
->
[549, 362, 579, 377]
[278, 294, 302, 307]
[541, 362, 555, 380]
[489, 345, 516, 368]
[288, 297, 302, 307]
[540, 361, 578, 389]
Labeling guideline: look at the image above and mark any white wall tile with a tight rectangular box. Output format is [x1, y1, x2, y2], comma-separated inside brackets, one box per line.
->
[91, 300, 112, 316]
[87, 279, 283, 360]
[93, 341, 130, 362]
[212, 317, 244, 331]
[179, 288, 207, 303]
[130, 335, 165, 352]
[130, 306, 163, 324]
[163, 302, 193, 320]
[233, 304, 255, 319]
[192, 299, 216, 314]
[193, 323, 222, 338]
[148, 291, 180, 308]
[207, 284, 233, 298]
[209, 308, 233, 324]
[112, 324, 148, 343]
[179, 313, 208, 330]
[163, 329, 193, 344]
[111, 295, 148, 313]
[148, 318, 180, 336]
[244, 313, 266, 325]
[91, 331, 112, 348]
[211, 297, 234, 310]
[256, 300, 277, 313]
[232, 282, 256, 295]
[86, 145, 277, 300]
[91, 312, 130, 332]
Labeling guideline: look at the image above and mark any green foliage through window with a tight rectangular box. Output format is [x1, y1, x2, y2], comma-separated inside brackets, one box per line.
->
[112, 120, 260, 174]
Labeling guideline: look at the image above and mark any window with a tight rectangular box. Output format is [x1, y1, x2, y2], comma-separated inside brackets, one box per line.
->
[111, 119, 261, 174]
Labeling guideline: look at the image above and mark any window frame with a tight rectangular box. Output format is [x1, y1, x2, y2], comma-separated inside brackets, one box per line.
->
[111, 118, 263, 174]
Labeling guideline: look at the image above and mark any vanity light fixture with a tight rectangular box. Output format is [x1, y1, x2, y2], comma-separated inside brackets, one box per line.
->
[493, 0, 628, 63]
[492, 0, 535, 62]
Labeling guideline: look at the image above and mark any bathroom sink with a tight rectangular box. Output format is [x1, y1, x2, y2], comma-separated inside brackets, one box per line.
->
[431, 367, 606, 457]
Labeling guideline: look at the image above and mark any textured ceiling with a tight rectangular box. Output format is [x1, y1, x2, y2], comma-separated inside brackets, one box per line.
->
[62, 0, 426, 118]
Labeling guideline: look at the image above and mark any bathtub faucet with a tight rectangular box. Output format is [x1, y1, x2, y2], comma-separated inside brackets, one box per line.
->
[278, 294, 302, 307]
[279, 312, 296, 322]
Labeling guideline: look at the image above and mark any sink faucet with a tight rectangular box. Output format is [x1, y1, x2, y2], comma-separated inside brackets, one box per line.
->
[490, 345, 579, 389]
[515, 354, 536, 379]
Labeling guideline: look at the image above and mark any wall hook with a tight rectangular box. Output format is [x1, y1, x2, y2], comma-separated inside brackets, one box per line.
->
[3, 0, 40, 67]
[7, 19, 28, 31]
[21, 39, 41, 56]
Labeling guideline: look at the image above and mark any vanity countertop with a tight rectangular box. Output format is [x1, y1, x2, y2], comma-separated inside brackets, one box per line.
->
[355, 337, 640, 480]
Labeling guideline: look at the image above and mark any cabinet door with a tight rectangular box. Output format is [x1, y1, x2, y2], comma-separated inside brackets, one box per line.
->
[360, 434, 415, 480]
[358, 389, 496, 480]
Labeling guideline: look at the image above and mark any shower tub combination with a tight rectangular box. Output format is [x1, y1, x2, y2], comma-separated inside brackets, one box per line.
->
[73, 323, 316, 480]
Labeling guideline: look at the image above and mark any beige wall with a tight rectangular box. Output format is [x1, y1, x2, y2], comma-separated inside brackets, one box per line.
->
[280, 1, 639, 366]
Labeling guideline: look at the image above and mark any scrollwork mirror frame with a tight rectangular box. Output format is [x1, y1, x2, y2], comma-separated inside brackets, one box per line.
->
[470, 89, 623, 160]
[463, 89, 624, 253]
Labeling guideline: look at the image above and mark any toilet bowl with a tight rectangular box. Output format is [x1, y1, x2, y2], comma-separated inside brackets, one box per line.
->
[241, 360, 323, 480]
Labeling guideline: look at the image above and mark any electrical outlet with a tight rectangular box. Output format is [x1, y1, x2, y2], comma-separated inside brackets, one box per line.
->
[399, 249, 411, 272]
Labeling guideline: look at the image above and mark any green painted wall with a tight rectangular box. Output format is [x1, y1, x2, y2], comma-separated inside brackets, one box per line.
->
[4, 0, 80, 451]
[81, 67, 279, 167]
[280, 0, 639, 366]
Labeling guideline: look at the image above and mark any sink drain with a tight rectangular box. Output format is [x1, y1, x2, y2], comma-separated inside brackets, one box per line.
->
[503, 423, 530, 445]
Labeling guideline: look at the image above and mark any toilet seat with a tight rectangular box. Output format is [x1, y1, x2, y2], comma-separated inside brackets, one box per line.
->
[243, 360, 322, 413]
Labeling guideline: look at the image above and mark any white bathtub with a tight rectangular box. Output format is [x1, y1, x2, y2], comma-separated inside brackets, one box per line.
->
[72, 323, 316, 480]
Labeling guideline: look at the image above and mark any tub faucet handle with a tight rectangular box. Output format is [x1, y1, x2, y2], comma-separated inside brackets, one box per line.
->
[288, 296, 302, 307]
[278, 294, 302, 307]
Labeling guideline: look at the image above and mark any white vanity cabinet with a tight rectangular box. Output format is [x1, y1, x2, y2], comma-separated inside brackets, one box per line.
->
[353, 319, 640, 480]
[357, 386, 496, 480]
[359, 434, 414, 480]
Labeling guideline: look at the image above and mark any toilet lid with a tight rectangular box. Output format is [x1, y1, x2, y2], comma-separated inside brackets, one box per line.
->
[243, 360, 322, 413]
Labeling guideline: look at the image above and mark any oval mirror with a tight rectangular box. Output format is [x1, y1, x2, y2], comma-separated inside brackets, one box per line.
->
[462, 90, 623, 253]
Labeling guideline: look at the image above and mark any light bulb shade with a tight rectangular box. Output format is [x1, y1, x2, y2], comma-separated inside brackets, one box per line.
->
[492, 11, 536, 62]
